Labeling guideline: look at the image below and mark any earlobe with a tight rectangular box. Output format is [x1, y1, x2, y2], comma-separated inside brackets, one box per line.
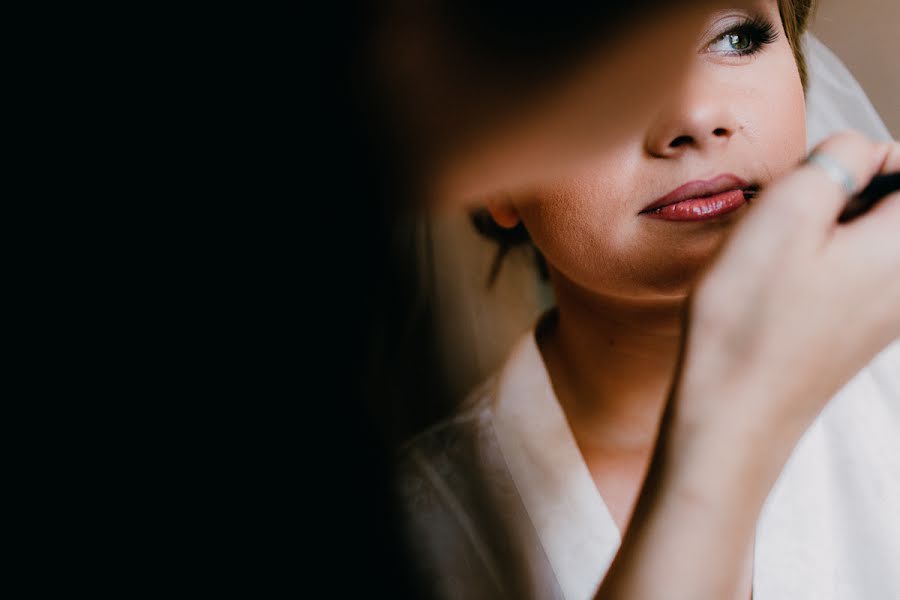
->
[486, 198, 521, 229]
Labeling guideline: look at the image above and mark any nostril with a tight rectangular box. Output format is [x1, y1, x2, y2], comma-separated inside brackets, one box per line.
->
[670, 135, 692, 148]
[713, 128, 729, 137]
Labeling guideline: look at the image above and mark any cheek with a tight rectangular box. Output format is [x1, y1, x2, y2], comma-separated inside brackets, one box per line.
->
[748, 51, 808, 177]
[517, 173, 632, 275]
[516, 160, 666, 298]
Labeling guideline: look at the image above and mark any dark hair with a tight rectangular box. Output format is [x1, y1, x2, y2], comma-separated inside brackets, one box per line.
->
[470, 209, 547, 288]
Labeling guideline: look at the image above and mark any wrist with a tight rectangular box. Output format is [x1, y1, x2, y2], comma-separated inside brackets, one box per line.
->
[660, 388, 797, 513]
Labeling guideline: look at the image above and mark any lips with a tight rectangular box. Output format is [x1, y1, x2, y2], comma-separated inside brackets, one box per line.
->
[640, 174, 757, 222]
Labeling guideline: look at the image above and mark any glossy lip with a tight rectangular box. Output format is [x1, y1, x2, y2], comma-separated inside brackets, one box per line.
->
[640, 173, 752, 214]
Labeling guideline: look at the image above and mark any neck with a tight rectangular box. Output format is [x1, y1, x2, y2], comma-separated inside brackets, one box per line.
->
[538, 273, 687, 453]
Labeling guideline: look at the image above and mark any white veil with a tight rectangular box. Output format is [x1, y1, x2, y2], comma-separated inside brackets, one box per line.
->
[804, 34, 892, 146]
[428, 33, 894, 401]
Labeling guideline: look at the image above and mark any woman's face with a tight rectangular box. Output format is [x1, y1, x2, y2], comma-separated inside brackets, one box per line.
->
[498, 0, 807, 301]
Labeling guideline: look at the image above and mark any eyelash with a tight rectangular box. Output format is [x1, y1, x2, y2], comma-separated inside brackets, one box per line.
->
[710, 17, 778, 57]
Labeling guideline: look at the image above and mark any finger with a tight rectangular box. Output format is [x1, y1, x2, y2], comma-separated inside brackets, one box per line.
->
[749, 131, 888, 239]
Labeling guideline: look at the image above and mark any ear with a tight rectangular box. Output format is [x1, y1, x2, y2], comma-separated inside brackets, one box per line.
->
[486, 196, 521, 229]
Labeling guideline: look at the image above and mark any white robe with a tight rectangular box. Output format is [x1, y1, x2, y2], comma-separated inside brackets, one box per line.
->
[399, 331, 900, 600]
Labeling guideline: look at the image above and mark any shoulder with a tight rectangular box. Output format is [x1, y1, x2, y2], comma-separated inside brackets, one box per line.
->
[396, 374, 507, 532]
[397, 374, 498, 478]
[394, 375, 522, 599]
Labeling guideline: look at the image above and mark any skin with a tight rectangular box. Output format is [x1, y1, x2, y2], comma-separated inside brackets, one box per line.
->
[376, 0, 900, 596]
[478, 0, 900, 593]
[484, 1, 815, 597]
[599, 132, 900, 600]
[375, 1, 733, 205]
[490, 0, 805, 527]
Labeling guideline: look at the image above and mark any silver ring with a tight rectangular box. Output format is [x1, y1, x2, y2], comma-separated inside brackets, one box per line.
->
[805, 152, 857, 196]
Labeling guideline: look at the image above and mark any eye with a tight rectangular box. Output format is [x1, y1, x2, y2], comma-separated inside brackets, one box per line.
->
[705, 17, 777, 57]
[710, 31, 753, 53]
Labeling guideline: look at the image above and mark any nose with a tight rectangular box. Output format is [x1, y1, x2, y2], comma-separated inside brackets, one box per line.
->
[644, 79, 739, 158]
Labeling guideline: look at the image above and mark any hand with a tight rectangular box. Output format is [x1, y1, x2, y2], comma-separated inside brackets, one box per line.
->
[595, 132, 898, 600]
[676, 131, 900, 448]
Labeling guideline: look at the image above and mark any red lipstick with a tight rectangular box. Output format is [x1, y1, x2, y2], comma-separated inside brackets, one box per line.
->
[640, 174, 756, 222]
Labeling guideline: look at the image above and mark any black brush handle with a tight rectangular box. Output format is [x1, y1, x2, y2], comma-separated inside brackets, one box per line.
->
[838, 172, 900, 223]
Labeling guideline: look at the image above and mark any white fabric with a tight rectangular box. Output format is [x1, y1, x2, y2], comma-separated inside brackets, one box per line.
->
[403, 331, 900, 599]
[491, 334, 620, 600]
[804, 34, 893, 147]
[492, 332, 620, 598]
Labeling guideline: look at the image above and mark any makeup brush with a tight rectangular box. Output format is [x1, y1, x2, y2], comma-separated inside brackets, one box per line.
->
[741, 172, 900, 223]
[837, 172, 900, 223]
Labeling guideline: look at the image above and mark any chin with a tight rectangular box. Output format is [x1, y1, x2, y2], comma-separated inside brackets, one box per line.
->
[631, 245, 722, 296]
[637, 216, 733, 264]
